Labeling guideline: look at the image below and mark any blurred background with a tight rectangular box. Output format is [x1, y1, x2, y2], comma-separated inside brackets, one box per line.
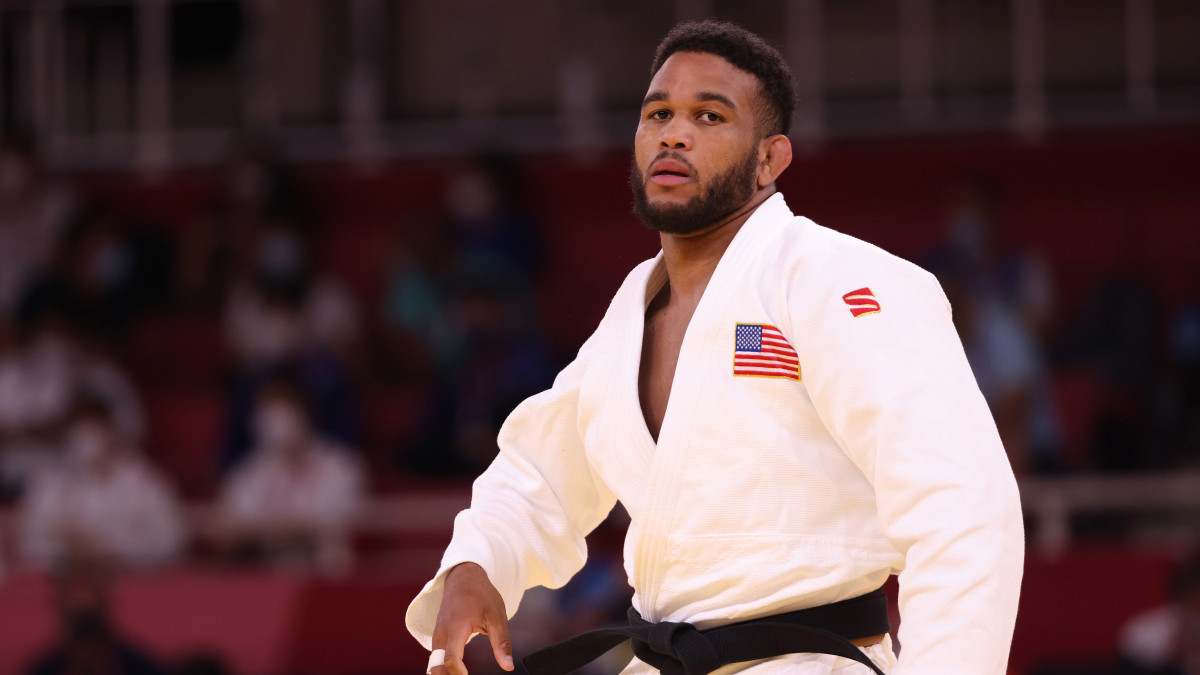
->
[0, 0, 1197, 673]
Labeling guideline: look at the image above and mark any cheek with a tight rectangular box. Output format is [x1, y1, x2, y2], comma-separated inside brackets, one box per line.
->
[634, 127, 657, 162]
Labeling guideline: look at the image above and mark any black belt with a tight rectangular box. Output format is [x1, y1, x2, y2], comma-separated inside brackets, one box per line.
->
[522, 587, 890, 675]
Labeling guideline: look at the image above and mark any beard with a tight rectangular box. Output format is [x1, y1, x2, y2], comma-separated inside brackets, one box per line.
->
[630, 146, 759, 235]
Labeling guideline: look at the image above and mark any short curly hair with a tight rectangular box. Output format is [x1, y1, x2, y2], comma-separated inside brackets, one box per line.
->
[650, 20, 797, 137]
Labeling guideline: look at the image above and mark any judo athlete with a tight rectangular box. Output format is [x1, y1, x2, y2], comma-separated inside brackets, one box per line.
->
[407, 19, 1024, 675]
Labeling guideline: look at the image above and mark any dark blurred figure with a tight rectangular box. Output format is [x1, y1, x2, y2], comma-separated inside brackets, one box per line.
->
[443, 155, 545, 288]
[19, 396, 185, 570]
[379, 213, 457, 383]
[26, 556, 166, 675]
[20, 203, 175, 346]
[1155, 286, 1200, 468]
[213, 380, 363, 574]
[211, 146, 363, 471]
[1056, 270, 1162, 470]
[397, 155, 555, 474]
[404, 273, 556, 475]
[927, 179, 1060, 474]
[0, 133, 75, 339]
[177, 139, 309, 309]
[0, 305, 143, 496]
[1117, 553, 1200, 675]
[929, 178, 1056, 337]
[217, 211, 363, 471]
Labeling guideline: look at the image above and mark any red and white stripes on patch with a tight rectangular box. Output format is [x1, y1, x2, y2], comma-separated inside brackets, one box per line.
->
[733, 323, 800, 381]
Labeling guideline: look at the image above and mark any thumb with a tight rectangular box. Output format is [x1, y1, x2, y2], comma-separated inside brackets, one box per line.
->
[485, 613, 515, 671]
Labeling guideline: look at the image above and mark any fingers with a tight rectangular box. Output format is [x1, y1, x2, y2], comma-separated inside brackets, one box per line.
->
[486, 614, 515, 671]
[432, 622, 473, 675]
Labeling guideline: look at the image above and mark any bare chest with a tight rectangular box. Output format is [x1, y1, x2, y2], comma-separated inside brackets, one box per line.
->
[638, 292, 699, 442]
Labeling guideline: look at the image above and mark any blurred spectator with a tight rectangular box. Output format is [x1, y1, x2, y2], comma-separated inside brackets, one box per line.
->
[379, 214, 457, 383]
[405, 274, 557, 475]
[219, 355, 361, 474]
[219, 209, 363, 470]
[1117, 553, 1200, 674]
[25, 555, 166, 675]
[0, 306, 144, 496]
[928, 178, 1056, 337]
[20, 204, 175, 346]
[18, 396, 185, 571]
[1161, 290, 1200, 466]
[177, 139, 308, 309]
[1056, 271, 1162, 470]
[927, 179, 1060, 474]
[215, 381, 364, 573]
[444, 155, 545, 288]
[224, 217, 360, 367]
[0, 134, 75, 334]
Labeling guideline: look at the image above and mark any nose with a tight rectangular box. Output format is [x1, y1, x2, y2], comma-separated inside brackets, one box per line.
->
[658, 118, 691, 151]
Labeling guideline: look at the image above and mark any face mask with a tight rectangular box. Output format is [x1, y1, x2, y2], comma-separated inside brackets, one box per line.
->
[255, 403, 307, 451]
[65, 424, 111, 468]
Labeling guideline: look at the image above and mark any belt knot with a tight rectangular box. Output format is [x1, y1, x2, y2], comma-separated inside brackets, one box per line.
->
[628, 612, 722, 675]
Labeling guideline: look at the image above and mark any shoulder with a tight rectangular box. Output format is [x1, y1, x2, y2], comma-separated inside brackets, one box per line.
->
[782, 217, 937, 289]
[773, 217, 945, 318]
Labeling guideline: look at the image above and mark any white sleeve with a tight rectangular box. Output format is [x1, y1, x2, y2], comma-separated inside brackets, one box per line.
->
[791, 261, 1024, 675]
[405, 334, 618, 650]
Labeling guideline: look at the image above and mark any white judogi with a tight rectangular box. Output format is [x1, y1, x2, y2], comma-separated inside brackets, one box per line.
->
[406, 193, 1024, 674]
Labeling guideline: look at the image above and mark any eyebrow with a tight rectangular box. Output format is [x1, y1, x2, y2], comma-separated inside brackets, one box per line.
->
[641, 90, 738, 110]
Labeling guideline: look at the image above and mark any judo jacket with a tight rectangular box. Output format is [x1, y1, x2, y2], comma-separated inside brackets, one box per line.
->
[406, 193, 1025, 674]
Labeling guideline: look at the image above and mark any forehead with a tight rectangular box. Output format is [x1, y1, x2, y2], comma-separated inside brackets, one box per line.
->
[646, 51, 761, 106]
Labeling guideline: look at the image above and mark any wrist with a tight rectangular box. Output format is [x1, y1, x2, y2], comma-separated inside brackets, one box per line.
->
[445, 561, 485, 587]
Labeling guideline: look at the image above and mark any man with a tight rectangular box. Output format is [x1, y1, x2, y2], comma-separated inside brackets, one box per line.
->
[406, 20, 1024, 675]
[218, 380, 363, 573]
[27, 555, 165, 675]
[20, 396, 184, 570]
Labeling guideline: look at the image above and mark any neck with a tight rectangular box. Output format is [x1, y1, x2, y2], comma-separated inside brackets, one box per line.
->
[658, 186, 775, 301]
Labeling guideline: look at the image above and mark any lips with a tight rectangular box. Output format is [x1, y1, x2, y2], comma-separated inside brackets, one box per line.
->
[649, 158, 694, 186]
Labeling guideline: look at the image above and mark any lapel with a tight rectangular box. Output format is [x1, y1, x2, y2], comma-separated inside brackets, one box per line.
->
[622, 193, 793, 619]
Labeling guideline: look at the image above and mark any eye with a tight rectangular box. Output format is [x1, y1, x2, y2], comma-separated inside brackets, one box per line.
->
[698, 111, 723, 123]
[648, 109, 670, 121]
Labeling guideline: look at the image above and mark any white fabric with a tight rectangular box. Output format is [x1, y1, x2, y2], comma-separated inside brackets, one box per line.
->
[405, 194, 1025, 674]
[19, 455, 186, 568]
[221, 439, 364, 533]
[225, 277, 360, 364]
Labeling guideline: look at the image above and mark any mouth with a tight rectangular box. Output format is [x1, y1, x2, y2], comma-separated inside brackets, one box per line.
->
[649, 160, 694, 186]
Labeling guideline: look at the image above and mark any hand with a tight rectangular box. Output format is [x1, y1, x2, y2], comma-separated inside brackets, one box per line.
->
[430, 562, 515, 675]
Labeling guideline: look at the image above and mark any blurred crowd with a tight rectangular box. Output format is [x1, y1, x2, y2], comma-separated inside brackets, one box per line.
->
[923, 179, 1200, 477]
[0, 134, 561, 585]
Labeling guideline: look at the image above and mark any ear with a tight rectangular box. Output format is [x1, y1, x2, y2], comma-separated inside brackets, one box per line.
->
[757, 134, 793, 188]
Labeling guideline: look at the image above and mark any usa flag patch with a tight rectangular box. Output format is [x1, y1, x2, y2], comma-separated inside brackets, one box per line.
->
[733, 323, 800, 381]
